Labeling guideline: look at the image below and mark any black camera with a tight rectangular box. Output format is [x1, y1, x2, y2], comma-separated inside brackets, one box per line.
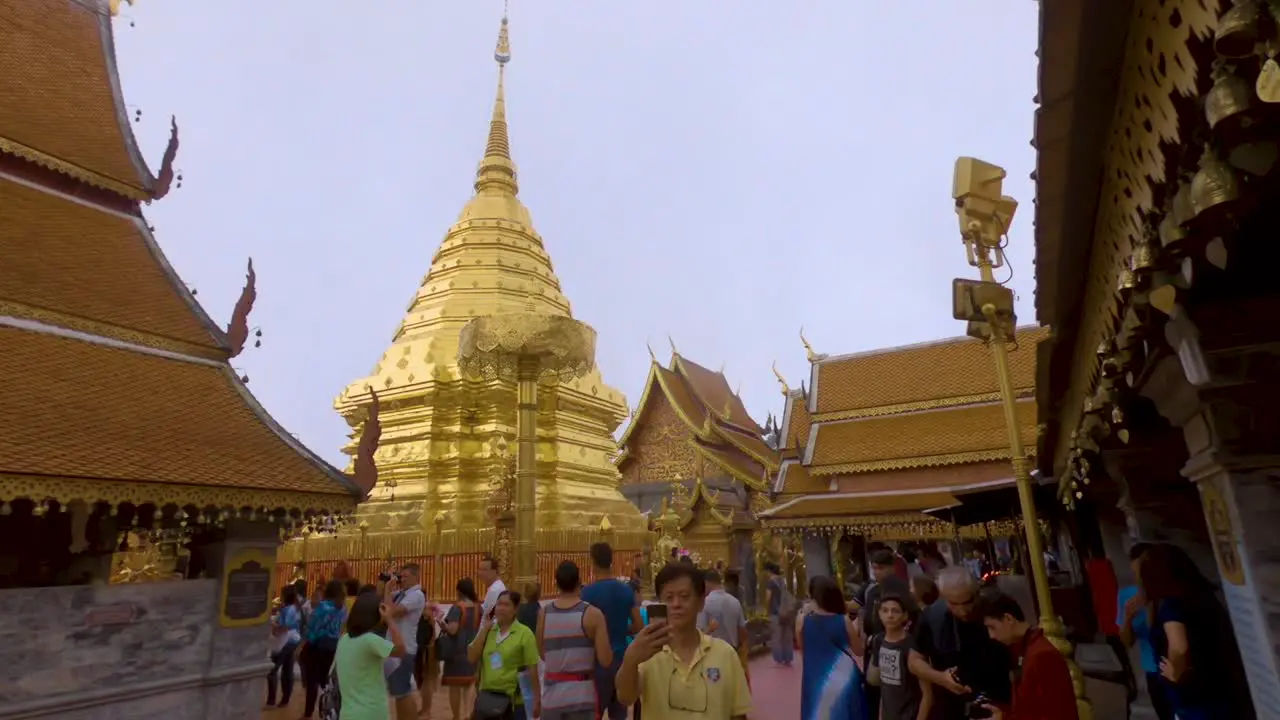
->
[378, 571, 400, 583]
[965, 694, 993, 719]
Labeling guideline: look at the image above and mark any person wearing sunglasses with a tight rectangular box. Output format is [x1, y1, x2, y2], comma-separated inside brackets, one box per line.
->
[616, 563, 751, 720]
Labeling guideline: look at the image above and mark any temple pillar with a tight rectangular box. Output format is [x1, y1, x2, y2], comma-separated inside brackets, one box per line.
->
[196, 519, 284, 719]
[801, 532, 832, 587]
[1142, 301, 1280, 717]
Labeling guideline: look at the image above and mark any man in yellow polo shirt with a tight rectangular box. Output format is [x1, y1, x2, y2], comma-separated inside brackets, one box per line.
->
[616, 563, 752, 720]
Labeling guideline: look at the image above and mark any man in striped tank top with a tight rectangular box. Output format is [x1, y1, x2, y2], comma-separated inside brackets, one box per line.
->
[537, 560, 614, 720]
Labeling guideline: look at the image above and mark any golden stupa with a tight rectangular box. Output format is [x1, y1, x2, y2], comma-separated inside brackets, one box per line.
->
[282, 8, 647, 590]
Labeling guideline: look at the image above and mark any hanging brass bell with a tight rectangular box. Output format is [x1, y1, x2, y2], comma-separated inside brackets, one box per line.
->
[1131, 241, 1157, 273]
[1117, 266, 1136, 294]
[1188, 145, 1242, 233]
[1215, 0, 1262, 59]
[1206, 62, 1257, 135]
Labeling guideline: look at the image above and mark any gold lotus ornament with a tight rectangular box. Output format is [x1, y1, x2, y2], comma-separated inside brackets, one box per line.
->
[1215, 0, 1261, 59]
[1188, 145, 1242, 234]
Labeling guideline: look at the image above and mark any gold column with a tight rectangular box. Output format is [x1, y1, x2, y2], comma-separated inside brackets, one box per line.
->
[456, 312, 598, 591]
[951, 157, 1091, 719]
[515, 356, 539, 588]
[432, 512, 447, 600]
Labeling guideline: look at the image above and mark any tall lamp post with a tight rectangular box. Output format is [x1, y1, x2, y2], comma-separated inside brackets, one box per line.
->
[950, 157, 1091, 719]
[457, 312, 597, 590]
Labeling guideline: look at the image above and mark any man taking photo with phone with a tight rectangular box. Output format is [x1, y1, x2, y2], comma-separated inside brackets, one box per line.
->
[617, 563, 751, 720]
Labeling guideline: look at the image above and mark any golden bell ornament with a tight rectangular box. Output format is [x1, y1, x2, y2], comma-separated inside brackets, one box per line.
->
[1258, 34, 1280, 102]
[1215, 0, 1262, 59]
[1117, 266, 1136, 294]
[1206, 62, 1258, 134]
[1188, 145, 1242, 234]
[1160, 183, 1193, 248]
[1131, 241, 1157, 274]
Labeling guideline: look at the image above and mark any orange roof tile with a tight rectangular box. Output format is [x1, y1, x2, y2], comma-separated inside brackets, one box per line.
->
[0, 177, 222, 351]
[812, 326, 1048, 417]
[0, 325, 359, 506]
[653, 363, 710, 436]
[809, 400, 1037, 473]
[781, 391, 811, 450]
[0, 0, 155, 196]
[693, 441, 767, 490]
[673, 354, 762, 432]
[712, 421, 779, 470]
[776, 461, 830, 496]
[763, 491, 962, 520]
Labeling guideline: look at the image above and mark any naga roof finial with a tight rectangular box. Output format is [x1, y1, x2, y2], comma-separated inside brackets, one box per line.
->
[350, 387, 383, 496]
[225, 258, 256, 358]
[771, 361, 791, 395]
[799, 326, 823, 362]
[646, 339, 657, 363]
[150, 116, 180, 202]
[668, 334, 679, 357]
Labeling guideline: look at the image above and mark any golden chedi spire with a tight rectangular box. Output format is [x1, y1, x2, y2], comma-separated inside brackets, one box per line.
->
[333, 4, 642, 540]
[476, 8, 516, 196]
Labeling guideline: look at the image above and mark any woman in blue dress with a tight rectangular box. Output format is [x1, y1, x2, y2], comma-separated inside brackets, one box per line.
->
[797, 575, 866, 720]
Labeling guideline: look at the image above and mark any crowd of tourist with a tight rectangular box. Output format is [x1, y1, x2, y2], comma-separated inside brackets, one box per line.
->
[264, 536, 1247, 720]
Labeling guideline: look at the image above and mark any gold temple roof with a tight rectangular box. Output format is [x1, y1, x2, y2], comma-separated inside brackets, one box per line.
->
[617, 352, 779, 489]
[809, 399, 1037, 475]
[760, 477, 1015, 525]
[811, 325, 1046, 420]
[762, 490, 962, 520]
[0, 176, 225, 354]
[0, 325, 363, 512]
[672, 354, 761, 433]
[0, 0, 164, 199]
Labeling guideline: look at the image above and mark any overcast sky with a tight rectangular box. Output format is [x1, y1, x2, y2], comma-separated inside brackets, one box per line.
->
[113, 1, 1039, 466]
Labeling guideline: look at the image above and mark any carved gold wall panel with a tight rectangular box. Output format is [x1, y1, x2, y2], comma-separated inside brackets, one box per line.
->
[626, 394, 698, 484]
[1056, 0, 1221, 464]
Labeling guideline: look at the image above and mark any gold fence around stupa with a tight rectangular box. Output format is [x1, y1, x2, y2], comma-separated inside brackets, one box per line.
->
[276, 526, 649, 599]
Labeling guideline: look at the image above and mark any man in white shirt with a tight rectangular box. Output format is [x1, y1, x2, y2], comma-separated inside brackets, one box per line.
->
[478, 554, 506, 618]
[384, 562, 426, 718]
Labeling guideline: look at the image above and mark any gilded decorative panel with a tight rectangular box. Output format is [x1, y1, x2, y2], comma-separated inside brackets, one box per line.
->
[627, 393, 698, 484]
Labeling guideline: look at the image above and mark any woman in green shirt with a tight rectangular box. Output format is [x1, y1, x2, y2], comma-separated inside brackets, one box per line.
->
[467, 590, 542, 720]
[335, 593, 407, 720]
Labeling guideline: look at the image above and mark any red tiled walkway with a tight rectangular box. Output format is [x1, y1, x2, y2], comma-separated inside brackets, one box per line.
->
[748, 654, 802, 717]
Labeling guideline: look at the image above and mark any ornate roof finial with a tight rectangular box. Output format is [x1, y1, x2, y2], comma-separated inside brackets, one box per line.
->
[475, 1, 518, 196]
[225, 258, 256, 358]
[799, 326, 823, 362]
[668, 334, 679, 356]
[646, 339, 656, 362]
[350, 387, 383, 496]
[771, 361, 791, 395]
[151, 116, 180, 201]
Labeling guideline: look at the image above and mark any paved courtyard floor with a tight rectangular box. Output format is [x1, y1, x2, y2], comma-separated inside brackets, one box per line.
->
[261, 654, 801, 718]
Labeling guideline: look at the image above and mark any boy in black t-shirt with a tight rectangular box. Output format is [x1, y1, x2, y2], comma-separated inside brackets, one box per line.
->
[870, 594, 931, 720]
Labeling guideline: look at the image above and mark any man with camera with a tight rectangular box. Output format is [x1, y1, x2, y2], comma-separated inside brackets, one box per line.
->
[381, 563, 427, 719]
[908, 568, 1011, 719]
